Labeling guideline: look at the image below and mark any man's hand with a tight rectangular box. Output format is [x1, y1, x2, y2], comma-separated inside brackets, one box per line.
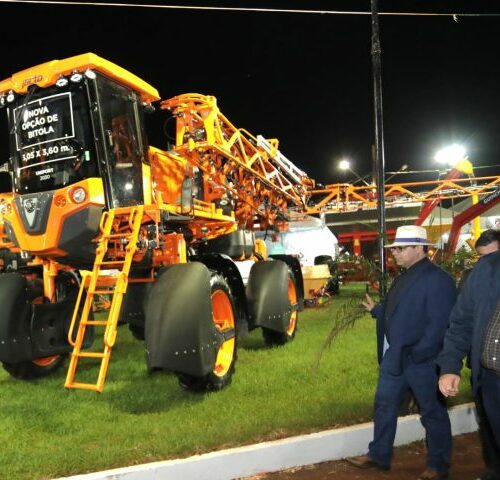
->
[362, 293, 376, 312]
[438, 374, 461, 397]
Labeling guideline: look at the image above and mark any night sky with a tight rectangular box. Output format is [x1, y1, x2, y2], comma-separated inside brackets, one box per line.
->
[0, 0, 499, 185]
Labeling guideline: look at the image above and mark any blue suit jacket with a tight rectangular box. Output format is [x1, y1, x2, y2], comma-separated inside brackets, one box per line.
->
[437, 250, 500, 394]
[372, 259, 457, 375]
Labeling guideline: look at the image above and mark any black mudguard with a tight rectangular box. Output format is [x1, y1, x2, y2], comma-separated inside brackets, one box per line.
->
[246, 260, 294, 332]
[31, 301, 86, 358]
[191, 253, 248, 337]
[269, 254, 305, 310]
[0, 273, 32, 363]
[118, 283, 150, 328]
[0, 273, 79, 363]
[144, 262, 222, 376]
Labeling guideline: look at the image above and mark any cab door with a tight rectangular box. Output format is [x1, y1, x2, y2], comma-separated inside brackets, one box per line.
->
[96, 77, 146, 207]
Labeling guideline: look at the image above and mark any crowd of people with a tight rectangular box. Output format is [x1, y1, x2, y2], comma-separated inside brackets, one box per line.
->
[346, 226, 500, 480]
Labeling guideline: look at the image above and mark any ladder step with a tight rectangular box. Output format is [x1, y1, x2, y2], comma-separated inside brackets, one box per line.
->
[64, 205, 145, 393]
[66, 382, 103, 392]
[75, 351, 107, 359]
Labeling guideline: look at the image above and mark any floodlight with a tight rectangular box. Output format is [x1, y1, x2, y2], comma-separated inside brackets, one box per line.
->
[434, 144, 466, 166]
[338, 159, 351, 171]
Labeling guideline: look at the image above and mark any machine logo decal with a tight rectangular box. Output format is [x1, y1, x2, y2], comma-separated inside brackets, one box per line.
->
[23, 198, 38, 227]
[22, 75, 43, 88]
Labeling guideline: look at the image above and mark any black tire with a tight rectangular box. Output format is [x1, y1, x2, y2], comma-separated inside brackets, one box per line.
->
[326, 276, 340, 295]
[178, 273, 237, 392]
[129, 324, 145, 341]
[2, 354, 67, 380]
[1, 269, 79, 380]
[262, 270, 298, 346]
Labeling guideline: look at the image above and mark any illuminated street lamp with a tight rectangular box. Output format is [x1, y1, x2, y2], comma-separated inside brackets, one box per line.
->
[434, 144, 480, 241]
[434, 144, 468, 168]
[338, 159, 370, 186]
[338, 159, 351, 171]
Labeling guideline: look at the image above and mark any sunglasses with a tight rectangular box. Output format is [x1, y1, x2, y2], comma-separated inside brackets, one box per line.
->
[389, 246, 414, 253]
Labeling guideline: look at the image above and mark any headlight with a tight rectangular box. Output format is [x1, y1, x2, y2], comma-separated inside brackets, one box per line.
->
[70, 187, 87, 204]
[70, 71, 83, 83]
[56, 75, 69, 87]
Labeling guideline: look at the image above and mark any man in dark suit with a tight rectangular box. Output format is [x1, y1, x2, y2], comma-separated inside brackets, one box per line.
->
[347, 225, 457, 480]
[458, 229, 500, 292]
[438, 250, 500, 480]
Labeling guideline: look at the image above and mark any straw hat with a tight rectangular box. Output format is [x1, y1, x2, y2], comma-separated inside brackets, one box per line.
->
[384, 225, 433, 248]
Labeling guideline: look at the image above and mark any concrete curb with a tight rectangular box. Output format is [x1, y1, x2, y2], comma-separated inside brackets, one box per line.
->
[60, 403, 478, 480]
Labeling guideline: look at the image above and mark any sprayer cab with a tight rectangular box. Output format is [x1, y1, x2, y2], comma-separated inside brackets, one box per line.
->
[0, 53, 160, 266]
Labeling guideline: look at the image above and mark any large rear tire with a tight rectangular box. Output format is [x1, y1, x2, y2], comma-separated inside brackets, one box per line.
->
[2, 355, 66, 380]
[262, 271, 298, 345]
[178, 273, 237, 392]
[128, 324, 145, 341]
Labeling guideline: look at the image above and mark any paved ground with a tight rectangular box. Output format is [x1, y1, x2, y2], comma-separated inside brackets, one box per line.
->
[240, 432, 485, 480]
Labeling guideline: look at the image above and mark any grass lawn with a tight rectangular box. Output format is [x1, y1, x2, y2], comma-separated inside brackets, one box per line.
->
[0, 284, 472, 480]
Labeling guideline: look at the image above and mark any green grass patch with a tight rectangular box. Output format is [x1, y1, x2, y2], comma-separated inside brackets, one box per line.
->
[0, 284, 472, 480]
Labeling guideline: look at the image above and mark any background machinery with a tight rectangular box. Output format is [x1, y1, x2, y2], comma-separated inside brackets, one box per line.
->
[0, 53, 314, 393]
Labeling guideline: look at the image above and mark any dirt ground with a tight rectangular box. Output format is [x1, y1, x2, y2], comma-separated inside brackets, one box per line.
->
[240, 432, 485, 480]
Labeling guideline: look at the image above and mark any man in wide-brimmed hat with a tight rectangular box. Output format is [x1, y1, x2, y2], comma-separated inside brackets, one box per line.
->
[347, 225, 457, 480]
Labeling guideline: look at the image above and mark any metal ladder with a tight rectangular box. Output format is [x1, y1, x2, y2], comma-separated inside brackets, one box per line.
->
[64, 205, 144, 392]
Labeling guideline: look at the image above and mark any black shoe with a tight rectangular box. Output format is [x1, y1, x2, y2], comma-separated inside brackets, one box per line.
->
[345, 454, 390, 471]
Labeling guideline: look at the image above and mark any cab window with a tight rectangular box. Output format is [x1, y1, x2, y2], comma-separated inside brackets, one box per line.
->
[97, 78, 144, 207]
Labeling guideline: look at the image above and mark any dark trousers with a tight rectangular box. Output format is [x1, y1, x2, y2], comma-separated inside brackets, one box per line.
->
[368, 360, 452, 472]
[478, 367, 500, 476]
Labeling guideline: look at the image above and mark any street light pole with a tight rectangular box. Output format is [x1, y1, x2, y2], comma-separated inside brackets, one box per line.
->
[371, 0, 387, 297]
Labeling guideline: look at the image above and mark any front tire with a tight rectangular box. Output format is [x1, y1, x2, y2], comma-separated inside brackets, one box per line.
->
[2, 355, 67, 380]
[1, 270, 75, 380]
[178, 273, 237, 392]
